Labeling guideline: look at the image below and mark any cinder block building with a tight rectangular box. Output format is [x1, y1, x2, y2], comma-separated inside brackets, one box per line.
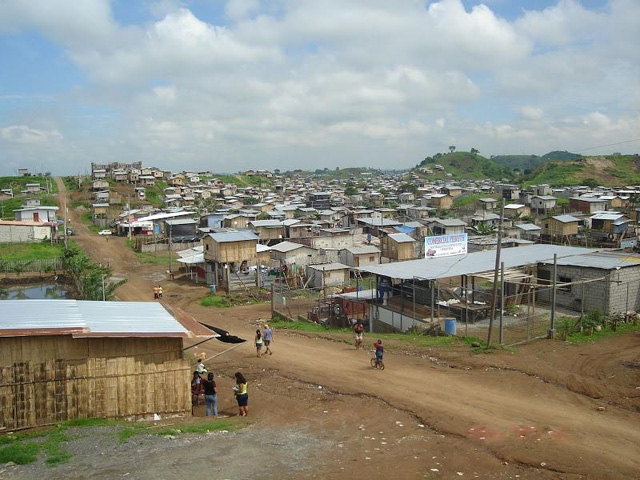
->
[537, 252, 640, 315]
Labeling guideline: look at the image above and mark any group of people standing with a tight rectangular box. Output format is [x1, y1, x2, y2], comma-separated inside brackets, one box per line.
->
[191, 359, 249, 417]
[254, 324, 273, 357]
[153, 285, 163, 299]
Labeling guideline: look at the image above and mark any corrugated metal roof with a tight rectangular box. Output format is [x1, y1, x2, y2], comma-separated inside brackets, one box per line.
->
[543, 252, 640, 270]
[165, 218, 198, 225]
[388, 233, 416, 243]
[590, 213, 627, 221]
[358, 245, 597, 280]
[552, 215, 580, 223]
[357, 217, 402, 226]
[208, 230, 258, 243]
[516, 223, 541, 231]
[250, 220, 283, 227]
[0, 300, 211, 338]
[344, 245, 381, 254]
[270, 241, 310, 253]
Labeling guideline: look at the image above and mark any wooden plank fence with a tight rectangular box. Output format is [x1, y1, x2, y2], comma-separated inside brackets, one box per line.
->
[0, 258, 64, 274]
[0, 356, 191, 431]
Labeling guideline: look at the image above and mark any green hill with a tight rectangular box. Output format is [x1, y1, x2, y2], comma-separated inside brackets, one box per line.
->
[525, 154, 640, 187]
[493, 151, 580, 172]
[417, 152, 512, 180]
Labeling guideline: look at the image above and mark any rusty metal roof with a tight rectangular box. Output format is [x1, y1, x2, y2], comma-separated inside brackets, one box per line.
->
[0, 300, 217, 339]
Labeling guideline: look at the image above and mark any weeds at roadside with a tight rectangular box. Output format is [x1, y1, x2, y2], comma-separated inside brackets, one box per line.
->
[118, 419, 242, 443]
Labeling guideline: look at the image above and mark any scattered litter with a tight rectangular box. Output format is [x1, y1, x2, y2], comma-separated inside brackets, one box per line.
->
[418, 424, 425, 428]
[337, 444, 343, 448]
[318, 385, 323, 389]
[365, 457, 371, 460]
[323, 410, 329, 414]
[540, 462, 547, 467]
[457, 473, 464, 477]
[395, 421, 402, 424]
[596, 406, 606, 412]
[153, 413, 161, 422]
[479, 437, 485, 440]
[381, 442, 387, 445]
[359, 425, 365, 430]
[430, 468, 439, 472]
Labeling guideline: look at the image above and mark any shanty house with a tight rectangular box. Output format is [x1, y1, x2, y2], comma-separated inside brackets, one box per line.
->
[530, 195, 557, 214]
[306, 263, 351, 288]
[269, 241, 317, 266]
[589, 213, 630, 238]
[537, 252, 640, 314]
[203, 230, 259, 290]
[0, 300, 215, 431]
[13, 205, 58, 223]
[428, 219, 466, 236]
[542, 215, 580, 239]
[569, 197, 609, 214]
[381, 233, 417, 261]
[503, 204, 530, 218]
[250, 220, 284, 242]
[339, 245, 381, 267]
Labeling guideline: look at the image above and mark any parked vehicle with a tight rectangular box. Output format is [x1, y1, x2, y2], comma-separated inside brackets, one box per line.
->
[98, 230, 112, 236]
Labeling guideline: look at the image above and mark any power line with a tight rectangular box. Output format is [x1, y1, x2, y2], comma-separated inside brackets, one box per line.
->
[573, 138, 640, 153]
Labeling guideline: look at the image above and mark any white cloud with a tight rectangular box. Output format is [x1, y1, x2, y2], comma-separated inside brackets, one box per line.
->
[0, 0, 637, 173]
[0, 125, 63, 144]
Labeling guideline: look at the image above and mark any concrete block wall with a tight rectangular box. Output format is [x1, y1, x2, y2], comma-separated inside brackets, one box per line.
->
[537, 264, 640, 315]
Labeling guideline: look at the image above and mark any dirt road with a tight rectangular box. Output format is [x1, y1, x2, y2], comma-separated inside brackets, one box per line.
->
[51, 178, 640, 479]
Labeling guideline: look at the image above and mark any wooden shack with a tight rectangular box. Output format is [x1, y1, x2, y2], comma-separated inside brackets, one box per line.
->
[203, 230, 259, 290]
[381, 233, 417, 261]
[0, 300, 215, 431]
[542, 215, 580, 240]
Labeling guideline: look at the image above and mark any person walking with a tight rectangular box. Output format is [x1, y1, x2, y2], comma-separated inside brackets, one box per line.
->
[373, 339, 384, 369]
[202, 372, 218, 417]
[233, 372, 248, 417]
[158, 285, 163, 299]
[263, 324, 273, 355]
[191, 371, 204, 409]
[153, 285, 159, 299]
[353, 321, 364, 349]
[254, 329, 264, 357]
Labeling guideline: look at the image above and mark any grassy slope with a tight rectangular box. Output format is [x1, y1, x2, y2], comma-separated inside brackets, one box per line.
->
[0, 176, 58, 194]
[493, 151, 581, 172]
[217, 174, 273, 187]
[418, 152, 512, 180]
[526, 155, 640, 186]
[0, 243, 63, 261]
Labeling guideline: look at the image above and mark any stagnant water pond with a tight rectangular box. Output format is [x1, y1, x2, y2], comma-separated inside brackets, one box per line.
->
[0, 283, 72, 300]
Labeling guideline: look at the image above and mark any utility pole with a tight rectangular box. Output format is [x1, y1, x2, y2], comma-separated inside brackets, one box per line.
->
[499, 261, 505, 345]
[168, 224, 173, 274]
[548, 253, 557, 338]
[102, 274, 106, 301]
[127, 195, 132, 240]
[63, 196, 68, 248]
[486, 201, 504, 348]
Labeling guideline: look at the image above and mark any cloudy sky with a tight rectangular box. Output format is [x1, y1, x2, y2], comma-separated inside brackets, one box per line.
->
[0, 0, 638, 175]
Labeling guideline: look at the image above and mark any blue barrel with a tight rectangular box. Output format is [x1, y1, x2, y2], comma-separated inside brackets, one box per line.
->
[444, 318, 456, 335]
[209, 284, 216, 294]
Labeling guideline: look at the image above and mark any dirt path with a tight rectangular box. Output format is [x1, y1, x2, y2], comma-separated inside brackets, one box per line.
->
[51, 178, 640, 479]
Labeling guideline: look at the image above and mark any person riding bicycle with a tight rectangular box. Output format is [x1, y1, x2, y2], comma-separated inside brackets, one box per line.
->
[373, 339, 384, 368]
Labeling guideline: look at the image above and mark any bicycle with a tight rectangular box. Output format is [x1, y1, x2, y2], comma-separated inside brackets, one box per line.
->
[370, 355, 385, 370]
